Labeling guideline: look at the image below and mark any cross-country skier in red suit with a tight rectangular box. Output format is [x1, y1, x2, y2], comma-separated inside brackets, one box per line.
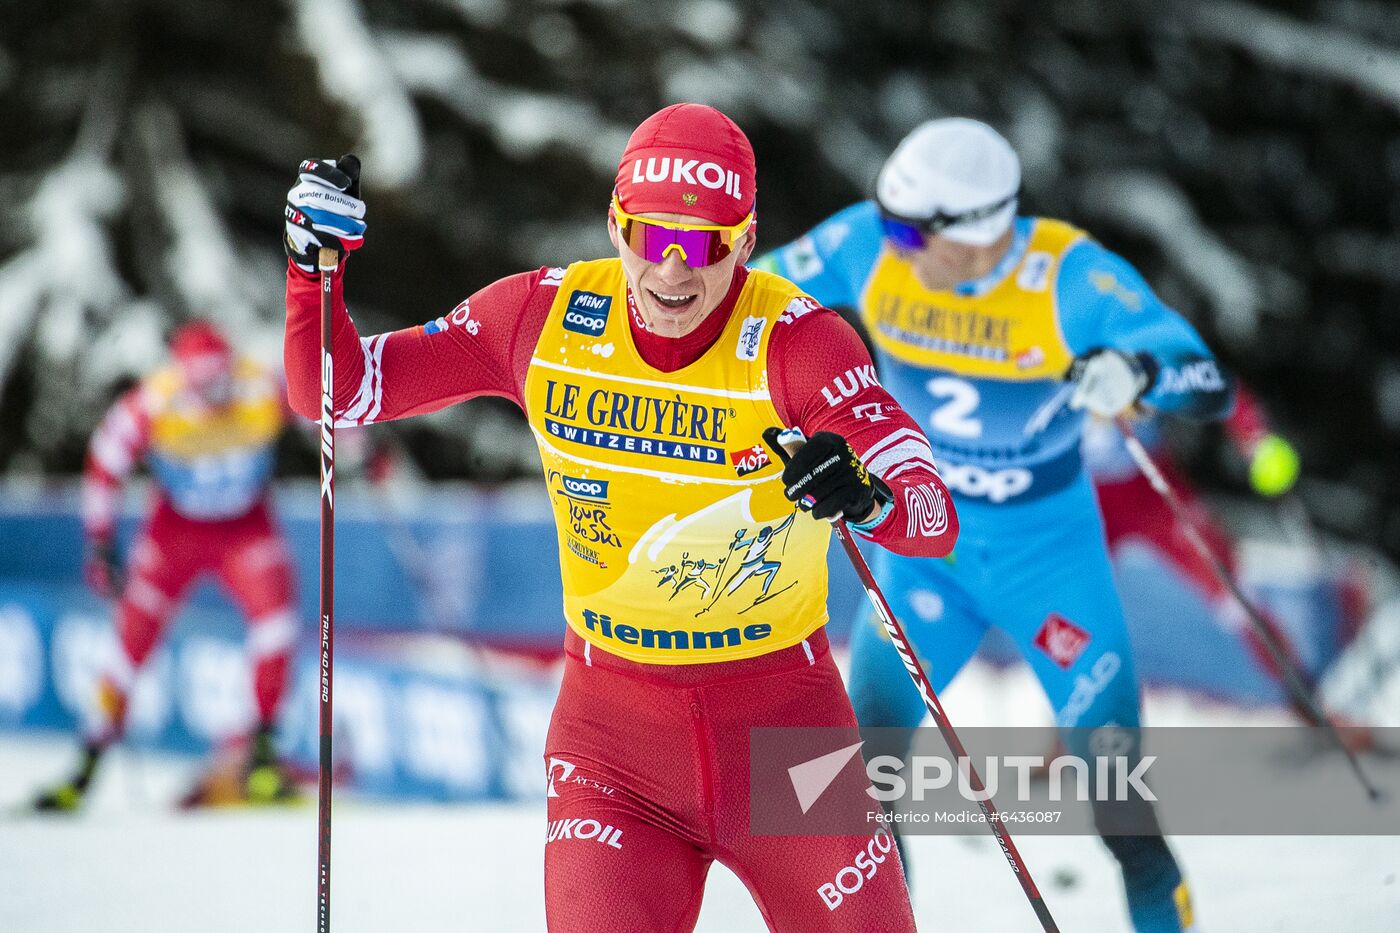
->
[1089, 385, 1301, 613]
[283, 104, 958, 931]
[33, 320, 300, 810]
[1087, 389, 1368, 724]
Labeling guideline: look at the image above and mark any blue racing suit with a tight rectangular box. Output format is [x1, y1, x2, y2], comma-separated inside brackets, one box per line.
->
[758, 203, 1232, 932]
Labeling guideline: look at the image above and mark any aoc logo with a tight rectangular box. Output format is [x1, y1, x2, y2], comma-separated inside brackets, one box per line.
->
[1015, 345, 1045, 370]
[729, 444, 771, 477]
[1034, 613, 1091, 670]
[564, 291, 611, 335]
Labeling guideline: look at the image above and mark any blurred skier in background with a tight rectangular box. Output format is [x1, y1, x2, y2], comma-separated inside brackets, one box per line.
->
[33, 320, 300, 810]
[1088, 383, 1373, 731]
[1086, 388, 1311, 667]
[1088, 385, 1298, 584]
[759, 117, 1234, 932]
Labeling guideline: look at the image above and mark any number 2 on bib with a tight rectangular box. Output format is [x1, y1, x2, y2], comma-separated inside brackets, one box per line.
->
[927, 376, 982, 439]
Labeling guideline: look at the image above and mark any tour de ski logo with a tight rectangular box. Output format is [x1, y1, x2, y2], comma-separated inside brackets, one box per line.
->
[548, 471, 620, 567]
[653, 511, 799, 617]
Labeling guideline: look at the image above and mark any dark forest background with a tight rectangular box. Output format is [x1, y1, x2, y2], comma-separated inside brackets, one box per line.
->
[1, 0, 1398, 558]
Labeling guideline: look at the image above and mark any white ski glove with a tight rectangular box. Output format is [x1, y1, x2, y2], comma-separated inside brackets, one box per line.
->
[1068, 348, 1150, 417]
[284, 155, 365, 272]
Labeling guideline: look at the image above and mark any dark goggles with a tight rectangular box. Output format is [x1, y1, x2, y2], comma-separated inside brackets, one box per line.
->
[877, 191, 1019, 250]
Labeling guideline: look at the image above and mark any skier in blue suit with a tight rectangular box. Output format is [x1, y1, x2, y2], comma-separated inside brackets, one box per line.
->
[757, 118, 1233, 932]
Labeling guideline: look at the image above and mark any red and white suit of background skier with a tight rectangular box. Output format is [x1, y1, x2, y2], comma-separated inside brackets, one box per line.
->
[34, 321, 300, 810]
[1088, 387, 1369, 719]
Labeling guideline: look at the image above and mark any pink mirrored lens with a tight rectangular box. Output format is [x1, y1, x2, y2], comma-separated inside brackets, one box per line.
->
[626, 221, 729, 267]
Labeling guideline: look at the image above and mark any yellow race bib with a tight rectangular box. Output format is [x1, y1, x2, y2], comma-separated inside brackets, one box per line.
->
[861, 218, 1085, 380]
[524, 261, 832, 664]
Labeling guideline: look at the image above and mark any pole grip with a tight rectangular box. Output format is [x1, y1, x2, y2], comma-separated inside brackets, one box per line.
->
[318, 247, 339, 272]
[761, 426, 805, 462]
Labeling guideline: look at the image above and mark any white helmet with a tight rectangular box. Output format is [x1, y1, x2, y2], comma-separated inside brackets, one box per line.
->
[875, 117, 1021, 246]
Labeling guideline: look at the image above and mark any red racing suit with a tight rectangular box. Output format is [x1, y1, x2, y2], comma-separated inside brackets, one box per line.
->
[285, 259, 957, 931]
[1090, 389, 1316, 699]
[83, 360, 297, 741]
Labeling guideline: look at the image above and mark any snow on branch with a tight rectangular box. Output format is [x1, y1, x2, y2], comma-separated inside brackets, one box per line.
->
[0, 148, 128, 396]
[815, 117, 890, 192]
[380, 31, 632, 176]
[1079, 171, 1260, 342]
[288, 0, 425, 189]
[0, 50, 134, 389]
[132, 102, 258, 334]
[1190, 1, 1400, 113]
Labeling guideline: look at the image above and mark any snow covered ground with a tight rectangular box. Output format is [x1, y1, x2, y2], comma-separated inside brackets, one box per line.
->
[2, 664, 1398, 932]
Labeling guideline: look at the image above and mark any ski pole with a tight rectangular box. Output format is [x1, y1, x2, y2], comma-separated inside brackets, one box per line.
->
[1114, 416, 1383, 802]
[763, 428, 1060, 933]
[317, 246, 338, 931]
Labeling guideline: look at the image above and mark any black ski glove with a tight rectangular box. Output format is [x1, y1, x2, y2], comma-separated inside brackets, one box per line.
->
[778, 431, 892, 523]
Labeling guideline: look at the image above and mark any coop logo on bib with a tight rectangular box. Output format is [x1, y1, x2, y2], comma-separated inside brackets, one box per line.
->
[558, 474, 609, 502]
[549, 471, 622, 550]
[563, 291, 612, 335]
